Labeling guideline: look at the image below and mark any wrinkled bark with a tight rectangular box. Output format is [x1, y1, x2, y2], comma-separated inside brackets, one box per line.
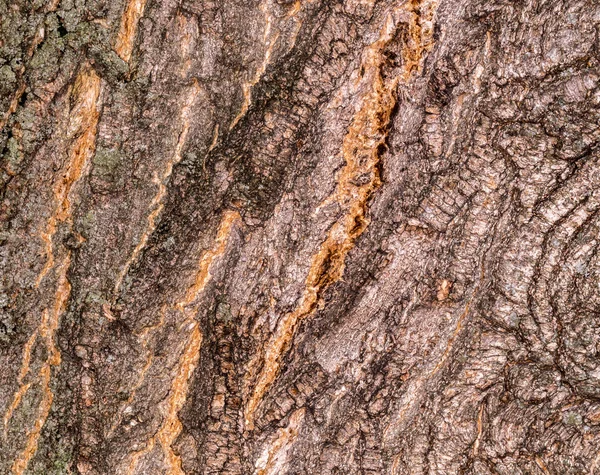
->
[1, 0, 600, 473]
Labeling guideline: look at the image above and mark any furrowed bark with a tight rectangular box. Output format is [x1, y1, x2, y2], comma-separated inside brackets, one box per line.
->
[1, 0, 599, 474]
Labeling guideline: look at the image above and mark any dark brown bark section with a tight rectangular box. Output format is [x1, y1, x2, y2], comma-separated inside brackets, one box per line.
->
[1, 0, 600, 474]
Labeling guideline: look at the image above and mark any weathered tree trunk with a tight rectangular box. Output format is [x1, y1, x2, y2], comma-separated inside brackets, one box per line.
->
[1, 0, 599, 473]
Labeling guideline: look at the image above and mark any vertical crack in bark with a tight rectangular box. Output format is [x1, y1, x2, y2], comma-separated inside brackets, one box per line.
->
[113, 81, 200, 297]
[35, 66, 102, 288]
[115, 0, 149, 62]
[254, 408, 305, 475]
[126, 211, 239, 474]
[244, 0, 438, 430]
[432, 293, 477, 375]
[11, 256, 72, 475]
[473, 401, 485, 455]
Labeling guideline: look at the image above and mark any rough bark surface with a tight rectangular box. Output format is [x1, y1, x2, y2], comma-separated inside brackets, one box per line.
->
[1, 0, 600, 473]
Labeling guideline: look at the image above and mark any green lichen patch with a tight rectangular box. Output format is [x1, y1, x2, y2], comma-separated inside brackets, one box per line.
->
[0, 65, 17, 93]
[90, 146, 127, 194]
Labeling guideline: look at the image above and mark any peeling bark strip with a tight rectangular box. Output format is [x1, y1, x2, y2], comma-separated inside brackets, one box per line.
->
[36, 66, 102, 287]
[244, 0, 438, 430]
[115, 0, 149, 62]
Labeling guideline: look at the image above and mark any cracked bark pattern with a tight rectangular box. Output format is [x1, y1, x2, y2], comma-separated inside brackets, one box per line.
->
[1, 0, 600, 473]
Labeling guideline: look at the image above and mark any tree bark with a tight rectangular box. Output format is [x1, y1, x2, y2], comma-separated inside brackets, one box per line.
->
[1, 0, 600, 473]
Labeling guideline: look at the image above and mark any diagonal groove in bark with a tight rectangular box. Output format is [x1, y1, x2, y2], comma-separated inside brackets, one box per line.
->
[11, 255, 72, 475]
[230, 0, 280, 130]
[126, 211, 239, 474]
[3, 332, 36, 437]
[35, 66, 102, 288]
[230, 0, 309, 130]
[472, 399, 486, 455]
[243, 0, 438, 430]
[113, 80, 201, 298]
[5, 64, 101, 473]
[3, 0, 599, 472]
[254, 408, 305, 475]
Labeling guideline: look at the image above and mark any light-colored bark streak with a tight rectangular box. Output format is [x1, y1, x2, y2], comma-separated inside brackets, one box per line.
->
[285, 0, 302, 19]
[36, 66, 102, 288]
[254, 409, 305, 475]
[177, 13, 198, 78]
[230, 1, 280, 130]
[113, 81, 201, 297]
[208, 124, 219, 154]
[3, 332, 37, 437]
[127, 438, 155, 475]
[473, 401, 485, 455]
[2, 383, 31, 439]
[126, 212, 239, 474]
[202, 124, 220, 174]
[244, 1, 437, 430]
[7, 65, 101, 473]
[114, 0, 149, 62]
[126, 324, 201, 475]
[535, 456, 551, 475]
[154, 323, 202, 475]
[106, 306, 167, 438]
[176, 211, 240, 312]
[229, 0, 308, 131]
[11, 256, 72, 475]
[433, 254, 486, 373]
[431, 296, 474, 375]
[283, 0, 314, 54]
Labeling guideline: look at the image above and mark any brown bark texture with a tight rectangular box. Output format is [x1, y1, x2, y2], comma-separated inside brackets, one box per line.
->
[1, 0, 600, 473]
